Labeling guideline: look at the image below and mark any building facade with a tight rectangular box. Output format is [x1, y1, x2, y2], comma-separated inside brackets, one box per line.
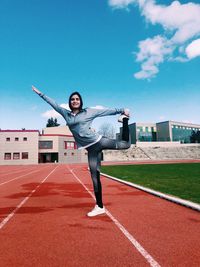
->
[0, 130, 39, 165]
[0, 126, 88, 165]
[119, 120, 200, 144]
[156, 121, 200, 143]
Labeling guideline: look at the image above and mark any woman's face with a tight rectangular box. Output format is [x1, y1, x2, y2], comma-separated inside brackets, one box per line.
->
[70, 94, 81, 110]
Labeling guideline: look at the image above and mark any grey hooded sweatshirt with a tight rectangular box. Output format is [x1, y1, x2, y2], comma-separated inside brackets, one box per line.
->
[40, 94, 124, 149]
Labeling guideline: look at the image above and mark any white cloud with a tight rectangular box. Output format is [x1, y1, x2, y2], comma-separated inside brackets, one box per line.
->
[134, 35, 173, 79]
[141, 1, 200, 44]
[185, 38, 200, 59]
[108, 0, 200, 79]
[41, 103, 70, 118]
[109, 0, 136, 8]
[90, 105, 106, 109]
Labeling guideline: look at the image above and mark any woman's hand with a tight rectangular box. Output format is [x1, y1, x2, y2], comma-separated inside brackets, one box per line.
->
[32, 85, 42, 95]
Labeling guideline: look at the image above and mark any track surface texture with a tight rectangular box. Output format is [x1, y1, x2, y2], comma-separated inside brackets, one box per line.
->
[0, 162, 200, 267]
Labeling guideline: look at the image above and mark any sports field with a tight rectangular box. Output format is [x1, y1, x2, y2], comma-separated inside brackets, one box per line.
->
[101, 163, 200, 204]
[1, 162, 200, 266]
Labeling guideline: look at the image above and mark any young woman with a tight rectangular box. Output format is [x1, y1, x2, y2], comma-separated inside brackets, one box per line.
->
[32, 86, 131, 217]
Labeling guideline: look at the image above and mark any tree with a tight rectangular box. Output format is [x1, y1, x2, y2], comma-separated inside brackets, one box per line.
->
[46, 117, 60, 127]
[98, 122, 116, 138]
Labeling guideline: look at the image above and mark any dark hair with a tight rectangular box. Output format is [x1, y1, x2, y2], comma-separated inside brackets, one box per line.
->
[68, 91, 83, 111]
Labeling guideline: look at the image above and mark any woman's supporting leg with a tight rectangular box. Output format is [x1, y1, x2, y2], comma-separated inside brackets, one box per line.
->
[87, 148, 103, 208]
[86, 117, 130, 210]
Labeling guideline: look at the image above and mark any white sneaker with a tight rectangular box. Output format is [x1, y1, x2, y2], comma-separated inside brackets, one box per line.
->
[118, 114, 129, 123]
[87, 205, 105, 217]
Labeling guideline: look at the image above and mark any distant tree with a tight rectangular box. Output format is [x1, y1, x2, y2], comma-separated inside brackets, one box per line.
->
[98, 122, 116, 138]
[190, 130, 200, 143]
[46, 117, 60, 127]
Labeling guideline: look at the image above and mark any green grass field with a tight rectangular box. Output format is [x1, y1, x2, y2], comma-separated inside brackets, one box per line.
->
[101, 163, 200, 204]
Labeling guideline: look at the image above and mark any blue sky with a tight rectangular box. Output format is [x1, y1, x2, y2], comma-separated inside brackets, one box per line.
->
[1, 0, 200, 132]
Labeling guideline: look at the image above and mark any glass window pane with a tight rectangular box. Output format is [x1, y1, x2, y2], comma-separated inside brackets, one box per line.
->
[39, 141, 53, 149]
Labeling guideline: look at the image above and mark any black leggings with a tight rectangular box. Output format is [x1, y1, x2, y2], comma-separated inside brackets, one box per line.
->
[86, 118, 130, 208]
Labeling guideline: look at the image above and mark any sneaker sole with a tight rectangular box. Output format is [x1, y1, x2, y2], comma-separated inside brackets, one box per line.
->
[87, 211, 106, 217]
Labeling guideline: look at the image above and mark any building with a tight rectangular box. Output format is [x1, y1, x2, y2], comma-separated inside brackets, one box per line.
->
[128, 123, 157, 143]
[39, 126, 87, 164]
[0, 126, 88, 165]
[156, 121, 200, 143]
[119, 120, 200, 144]
[0, 130, 39, 165]
[1, 120, 200, 165]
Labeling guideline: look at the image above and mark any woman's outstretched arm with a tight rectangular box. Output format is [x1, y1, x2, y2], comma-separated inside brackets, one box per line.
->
[87, 107, 129, 120]
[32, 85, 69, 120]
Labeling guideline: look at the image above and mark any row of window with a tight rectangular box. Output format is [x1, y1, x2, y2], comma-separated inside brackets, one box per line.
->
[137, 126, 156, 133]
[39, 141, 76, 149]
[4, 152, 29, 160]
[64, 141, 77, 149]
[4, 140, 76, 150]
[6, 137, 27, 141]
[172, 125, 200, 130]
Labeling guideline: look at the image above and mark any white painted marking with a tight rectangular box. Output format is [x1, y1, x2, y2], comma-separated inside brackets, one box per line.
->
[0, 166, 38, 176]
[0, 166, 49, 186]
[0, 166, 58, 229]
[101, 172, 200, 212]
[67, 166, 161, 267]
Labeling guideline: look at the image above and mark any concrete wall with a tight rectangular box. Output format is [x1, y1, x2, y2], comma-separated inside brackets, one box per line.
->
[42, 126, 72, 135]
[57, 136, 88, 163]
[103, 144, 200, 161]
[39, 135, 88, 163]
[39, 135, 59, 152]
[136, 141, 181, 147]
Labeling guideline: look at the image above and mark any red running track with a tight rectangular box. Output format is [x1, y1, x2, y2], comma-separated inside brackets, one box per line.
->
[0, 163, 200, 267]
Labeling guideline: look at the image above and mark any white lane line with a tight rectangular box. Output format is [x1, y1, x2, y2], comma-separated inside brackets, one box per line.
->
[67, 166, 161, 267]
[0, 166, 59, 230]
[0, 166, 38, 176]
[0, 166, 49, 186]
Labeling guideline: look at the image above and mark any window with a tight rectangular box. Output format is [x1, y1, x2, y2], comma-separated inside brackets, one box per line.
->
[39, 141, 53, 149]
[4, 153, 11, 160]
[6, 137, 10, 141]
[15, 137, 19, 141]
[64, 141, 75, 149]
[13, 153, 20, 160]
[22, 152, 28, 159]
[23, 137, 27, 141]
